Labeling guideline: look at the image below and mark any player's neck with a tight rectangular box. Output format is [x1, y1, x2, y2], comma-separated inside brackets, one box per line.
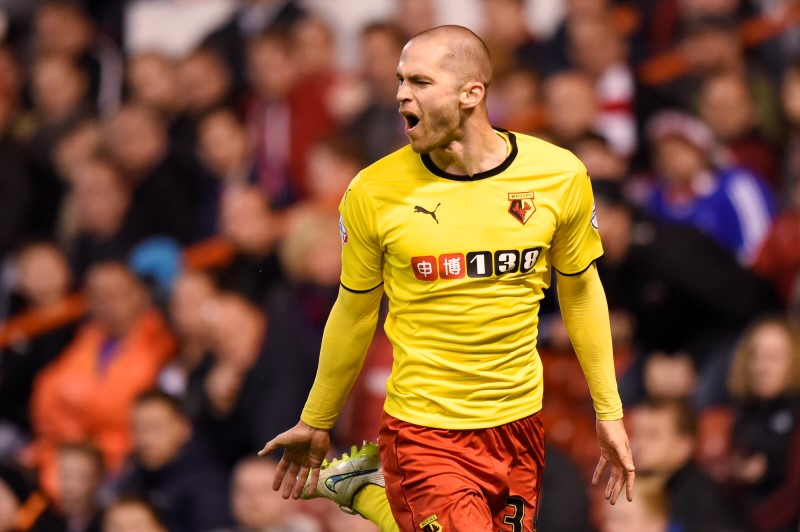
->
[428, 123, 508, 177]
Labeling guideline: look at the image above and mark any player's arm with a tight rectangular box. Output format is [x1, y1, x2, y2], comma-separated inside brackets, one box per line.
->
[259, 283, 383, 499]
[556, 263, 634, 503]
[556, 263, 620, 420]
[301, 284, 384, 428]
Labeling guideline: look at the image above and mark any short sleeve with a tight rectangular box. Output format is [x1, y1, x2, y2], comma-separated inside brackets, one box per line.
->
[550, 166, 604, 275]
[338, 176, 384, 291]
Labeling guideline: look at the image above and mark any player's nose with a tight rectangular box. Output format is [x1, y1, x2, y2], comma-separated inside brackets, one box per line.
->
[396, 82, 411, 103]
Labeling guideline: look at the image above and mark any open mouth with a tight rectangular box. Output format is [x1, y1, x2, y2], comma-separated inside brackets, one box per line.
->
[402, 112, 420, 131]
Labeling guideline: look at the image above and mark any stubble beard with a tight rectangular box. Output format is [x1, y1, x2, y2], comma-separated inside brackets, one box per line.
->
[409, 104, 461, 154]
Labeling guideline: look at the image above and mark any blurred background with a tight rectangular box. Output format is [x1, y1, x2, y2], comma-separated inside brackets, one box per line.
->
[0, 0, 798, 530]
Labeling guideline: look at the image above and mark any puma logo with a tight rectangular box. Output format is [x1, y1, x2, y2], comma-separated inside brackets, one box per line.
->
[414, 203, 441, 224]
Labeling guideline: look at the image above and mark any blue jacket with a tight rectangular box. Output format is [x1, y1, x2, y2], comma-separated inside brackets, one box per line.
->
[648, 166, 775, 264]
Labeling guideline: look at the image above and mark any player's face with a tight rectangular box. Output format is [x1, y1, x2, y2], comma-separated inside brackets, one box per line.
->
[396, 39, 463, 154]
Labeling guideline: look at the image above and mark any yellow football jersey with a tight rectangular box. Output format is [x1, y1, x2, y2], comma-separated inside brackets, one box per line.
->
[338, 130, 603, 429]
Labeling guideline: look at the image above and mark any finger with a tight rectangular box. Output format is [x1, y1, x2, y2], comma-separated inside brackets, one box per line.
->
[271, 455, 291, 491]
[592, 455, 608, 486]
[292, 465, 311, 499]
[258, 436, 283, 457]
[604, 472, 615, 500]
[307, 466, 321, 497]
[613, 441, 635, 502]
[281, 462, 301, 499]
[609, 470, 624, 505]
[625, 466, 636, 501]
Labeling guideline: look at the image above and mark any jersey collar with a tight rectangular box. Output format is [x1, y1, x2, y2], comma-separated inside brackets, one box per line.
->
[420, 128, 518, 182]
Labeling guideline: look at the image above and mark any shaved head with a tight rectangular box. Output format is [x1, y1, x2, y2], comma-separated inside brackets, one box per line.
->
[408, 25, 493, 89]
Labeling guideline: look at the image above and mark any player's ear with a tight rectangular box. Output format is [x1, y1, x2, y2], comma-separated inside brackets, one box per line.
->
[459, 81, 484, 109]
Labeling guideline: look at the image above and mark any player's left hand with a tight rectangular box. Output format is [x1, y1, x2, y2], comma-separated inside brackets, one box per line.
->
[593, 418, 635, 504]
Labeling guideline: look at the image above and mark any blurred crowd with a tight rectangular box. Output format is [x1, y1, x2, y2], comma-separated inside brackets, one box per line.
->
[0, 0, 798, 530]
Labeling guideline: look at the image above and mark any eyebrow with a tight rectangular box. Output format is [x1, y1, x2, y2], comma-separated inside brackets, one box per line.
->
[397, 72, 434, 83]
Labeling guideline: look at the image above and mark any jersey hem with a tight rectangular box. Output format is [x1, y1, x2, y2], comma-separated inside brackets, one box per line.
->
[382, 401, 543, 430]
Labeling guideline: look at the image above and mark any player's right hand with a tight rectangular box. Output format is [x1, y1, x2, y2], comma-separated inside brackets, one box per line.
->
[258, 420, 331, 500]
[593, 418, 635, 504]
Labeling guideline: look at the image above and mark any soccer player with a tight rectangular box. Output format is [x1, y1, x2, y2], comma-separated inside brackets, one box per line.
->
[260, 24, 634, 532]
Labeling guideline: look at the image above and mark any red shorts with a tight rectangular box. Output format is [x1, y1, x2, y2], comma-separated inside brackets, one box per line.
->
[378, 411, 545, 532]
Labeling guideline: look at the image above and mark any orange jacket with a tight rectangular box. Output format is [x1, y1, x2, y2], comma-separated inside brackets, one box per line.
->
[29, 308, 176, 495]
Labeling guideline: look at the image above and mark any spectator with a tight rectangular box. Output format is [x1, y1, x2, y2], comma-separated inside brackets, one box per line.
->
[52, 116, 102, 186]
[127, 237, 183, 308]
[540, 70, 600, 149]
[0, 88, 31, 261]
[245, 30, 301, 207]
[277, 209, 342, 337]
[64, 155, 145, 279]
[197, 107, 253, 189]
[670, 16, 780, 139]
[57, 442, 104, 532]
[751, 177, 800, 312]
[600, 476, 669, 532]
[160, 269, 218, 402]
[630, 398, 743, 532]
[50, 116, 103, 245]
[217, 186, 283, 307]
[698, 72, 780, 187]
[192, 290, 317, 468]
[116, 389, 231, 532]
[0, 462, 66, 531]
[536, 444, 593, 532]
[488, 67, 543, 134]
[290, 14, 336, 81]
[226, 457, 321, 532]
[101, 496, 166, 532]
[5, 241, 73, 317]
[289, 136, 363, 220]
[780, 59, 800, 198]
[29, 260, 175, 495]
[389, 0, 436, 40]
[125, 52, 203, 188]
[727, 316, 800, 531]
[344, 22, 408, 165]
[748, 0, 800, 82]
[0, 45, 23, 100]
[125, 53, 183, 124]
[202, 0, 307, 95]
[477, 0, 552, 78]
[246, 30, 336, 205]
[102, 105, 195, 243]
[645, 109, 776, 265]
[0, 241, 76, 454]
[25, 53, 92, 238]
[29, 54, 91, 123]
[643, 351, 698, 403]
[177, 47, 235, 118]
[195, 108, 255, 238]
[31, 0, 123, 115]
[642, 0, 752, 58]
[30, 30, 91, 123]
[566, 11, 637, 157]
[593, 182, 779, 407]
[572, 132, 630, 183]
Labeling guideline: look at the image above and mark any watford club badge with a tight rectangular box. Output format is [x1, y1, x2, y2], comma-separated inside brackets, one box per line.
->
[508, 192, 535, 225]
